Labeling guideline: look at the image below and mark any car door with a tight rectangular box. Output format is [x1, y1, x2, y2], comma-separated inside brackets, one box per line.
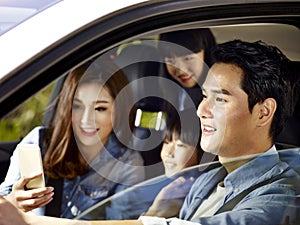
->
[0, 0, 299, 219]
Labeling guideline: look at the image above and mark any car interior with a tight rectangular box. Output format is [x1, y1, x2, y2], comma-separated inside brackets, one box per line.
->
[0, 20, 300, 220]
[72, 23, 300, 219]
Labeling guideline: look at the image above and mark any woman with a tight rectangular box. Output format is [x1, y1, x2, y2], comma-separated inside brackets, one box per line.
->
[0, 59, 145, 219]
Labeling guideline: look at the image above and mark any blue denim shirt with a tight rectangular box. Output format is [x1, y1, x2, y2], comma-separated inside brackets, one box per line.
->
[0, 126, 145, 219]
[179, 147, 300, 225]
[140, 147, 300, 225]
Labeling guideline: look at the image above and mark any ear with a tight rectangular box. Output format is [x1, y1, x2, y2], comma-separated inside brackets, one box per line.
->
[256, 98, 277, 127]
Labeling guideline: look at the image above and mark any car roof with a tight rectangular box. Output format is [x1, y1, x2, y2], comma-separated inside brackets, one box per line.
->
[1, 0, 300, 80]
[0, 0, 147, 79]
[1, 0, 300, 119]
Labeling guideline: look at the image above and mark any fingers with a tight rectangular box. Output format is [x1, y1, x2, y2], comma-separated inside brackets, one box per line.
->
[18, 191, 54, 212]
[14, 187, 54, 201]
[8, 173, 54, 212]
[13, 172, 43, 191]
[160, 176, 196, 199]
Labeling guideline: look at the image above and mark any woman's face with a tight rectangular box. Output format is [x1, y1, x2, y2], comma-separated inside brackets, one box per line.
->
[72, 82, 114, 150]
[164, 51, 205, 88]
[161, 137, 199, 177]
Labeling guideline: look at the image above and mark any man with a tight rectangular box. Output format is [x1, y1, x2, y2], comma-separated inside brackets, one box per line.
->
[1, 40, 299, 225]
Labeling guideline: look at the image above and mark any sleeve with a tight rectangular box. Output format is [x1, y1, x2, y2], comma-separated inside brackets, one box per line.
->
[105, 149, 146, 219]
[0, 127, 42, 195]
[116, 149, 145, 186]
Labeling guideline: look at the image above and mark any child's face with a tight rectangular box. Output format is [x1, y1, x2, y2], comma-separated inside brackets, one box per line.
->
[164, 50, 205, 88]
[161, 137, 199, 177]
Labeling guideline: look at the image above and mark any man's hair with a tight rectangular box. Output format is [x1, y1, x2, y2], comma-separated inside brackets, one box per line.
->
[209, 40, 292, 141]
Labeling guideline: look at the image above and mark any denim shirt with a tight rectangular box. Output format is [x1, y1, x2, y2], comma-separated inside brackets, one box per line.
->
[0, 126, 145, 219]
[140, 147, 300, 225]
[179, 146, 300, 225]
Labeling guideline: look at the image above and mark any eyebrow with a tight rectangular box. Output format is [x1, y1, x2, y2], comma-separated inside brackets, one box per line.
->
[73, 98, 111, 104]
[202, 87, 232, 95]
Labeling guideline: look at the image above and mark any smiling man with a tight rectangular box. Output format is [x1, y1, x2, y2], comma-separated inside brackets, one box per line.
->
[1, 40, 300, 225]
[178, 40, 300, 224]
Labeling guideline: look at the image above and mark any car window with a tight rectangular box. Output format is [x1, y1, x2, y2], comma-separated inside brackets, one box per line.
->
[76, 146, 300, 220]
[0, 81, 56, 142]
[1, 1, 300, 221]
[69, 22, 300, 219]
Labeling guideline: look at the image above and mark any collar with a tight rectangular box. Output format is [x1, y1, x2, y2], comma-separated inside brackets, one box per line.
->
[89, 133, 125, 168]
[223, 145, 288, 191]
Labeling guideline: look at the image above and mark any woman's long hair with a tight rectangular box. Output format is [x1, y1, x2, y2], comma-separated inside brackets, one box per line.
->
[43, 59, 135, 179]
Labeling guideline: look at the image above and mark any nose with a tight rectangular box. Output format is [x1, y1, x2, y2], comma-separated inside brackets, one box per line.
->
[81, 108, 95, 126]
[164, 143, 175, 158]
[173, 59, 187, 75]
[197, 98, 212, 119]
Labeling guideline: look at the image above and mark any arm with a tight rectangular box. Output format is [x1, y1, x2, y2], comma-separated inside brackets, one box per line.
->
[0, 195, 29, 225]
[25, 214, 142, 225]
[104, 149, 146, 219]
[1, 196, 142, 225]
[144, 176, 195, 218]
[0, 127, 54, 213]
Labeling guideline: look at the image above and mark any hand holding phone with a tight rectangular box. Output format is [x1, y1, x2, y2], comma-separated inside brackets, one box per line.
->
[17, 144, 45, 189]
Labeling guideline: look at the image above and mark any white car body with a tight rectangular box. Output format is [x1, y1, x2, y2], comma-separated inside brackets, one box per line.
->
[0, 0, 146, 78]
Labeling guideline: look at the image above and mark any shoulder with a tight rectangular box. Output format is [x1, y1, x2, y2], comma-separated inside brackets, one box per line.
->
[19, 126, 46, 144]
[120, 148, 144, 166]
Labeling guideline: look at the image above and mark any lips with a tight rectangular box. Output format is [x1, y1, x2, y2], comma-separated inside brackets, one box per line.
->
[178, 74, 192, 83]
[202, 124, 217, 135]
[164, 161, 176, 170]
[80, 128, 99, 137]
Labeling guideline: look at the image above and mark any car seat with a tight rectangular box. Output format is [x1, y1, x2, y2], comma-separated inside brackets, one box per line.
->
[114, 41, 165, 178]
[276, 61, 300, 148]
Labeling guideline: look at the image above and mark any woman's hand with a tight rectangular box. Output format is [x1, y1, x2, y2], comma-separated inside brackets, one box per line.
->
[144, 176, 195, 217]
[4, 173, 54, 212]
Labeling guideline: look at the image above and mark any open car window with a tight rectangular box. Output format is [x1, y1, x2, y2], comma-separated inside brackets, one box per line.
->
[76, 147, 300, 220]
[76, 22, 300, 219]
[0, 1, 300, 221]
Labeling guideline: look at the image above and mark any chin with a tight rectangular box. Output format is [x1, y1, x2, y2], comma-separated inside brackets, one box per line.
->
[165, 171, 176, 178]
[202, 144, 219, 155]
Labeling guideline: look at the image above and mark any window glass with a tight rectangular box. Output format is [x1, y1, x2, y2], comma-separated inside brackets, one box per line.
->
[0, 82, 55, 141]
[74, 22, 300, 220]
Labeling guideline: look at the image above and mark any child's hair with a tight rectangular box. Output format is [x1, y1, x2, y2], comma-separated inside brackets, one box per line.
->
[164, 108, 203, 161]
[159, 28, 216, 67]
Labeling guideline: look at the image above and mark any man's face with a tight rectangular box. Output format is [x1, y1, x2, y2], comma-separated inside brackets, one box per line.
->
[197, 63, 256, 158]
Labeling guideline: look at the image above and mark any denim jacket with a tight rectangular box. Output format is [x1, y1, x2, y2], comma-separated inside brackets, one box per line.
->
[0, 126, 145, 219]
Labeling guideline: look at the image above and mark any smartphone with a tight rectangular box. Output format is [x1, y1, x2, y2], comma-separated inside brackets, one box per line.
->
[17, 144, 45, 189]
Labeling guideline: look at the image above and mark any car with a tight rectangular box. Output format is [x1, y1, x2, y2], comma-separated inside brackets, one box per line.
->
[0, 0, 300, 222]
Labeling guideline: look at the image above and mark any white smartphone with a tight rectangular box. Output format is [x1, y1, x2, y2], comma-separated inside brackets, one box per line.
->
[17, 144, 45, 189]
